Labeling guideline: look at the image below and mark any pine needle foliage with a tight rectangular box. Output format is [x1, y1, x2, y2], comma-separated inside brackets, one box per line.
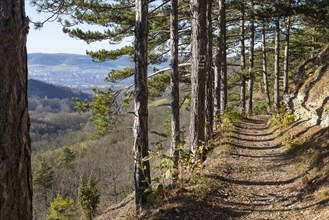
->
[78, 174, 100, 220]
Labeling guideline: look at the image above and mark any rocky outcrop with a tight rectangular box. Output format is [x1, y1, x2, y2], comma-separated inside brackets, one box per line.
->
[288, 45, 329, 127]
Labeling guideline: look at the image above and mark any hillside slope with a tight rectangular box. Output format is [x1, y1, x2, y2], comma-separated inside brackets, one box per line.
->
[288, 44, 329, 127]
[28, 79, 90, 100]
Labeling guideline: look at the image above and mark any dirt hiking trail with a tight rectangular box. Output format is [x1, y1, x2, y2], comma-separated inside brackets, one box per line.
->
[145, 115, 329, 220]
[214, 116, 324, 220]
[100, 116, 329, 220]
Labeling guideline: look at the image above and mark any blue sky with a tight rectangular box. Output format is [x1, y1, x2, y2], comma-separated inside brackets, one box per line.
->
[25, 1, 130, 55]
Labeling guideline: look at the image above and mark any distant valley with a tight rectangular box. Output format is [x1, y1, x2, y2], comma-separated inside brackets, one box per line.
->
[28, 53, 135, 93]
[28, 53, 168, 93]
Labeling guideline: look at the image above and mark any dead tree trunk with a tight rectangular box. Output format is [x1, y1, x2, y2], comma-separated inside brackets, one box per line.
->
[190, 0, 207, 157]
[133, 0, 151, 214]
[274, 17, 280, 110]
[219, 0, 227, 113]
[262, 21, 271, 111]
[205, 0, 214, 142]
[246, 0, 255, 116]
[283, 16, 291, 95]
[0, 1, 32, 219]
[170, 0, 180, 166]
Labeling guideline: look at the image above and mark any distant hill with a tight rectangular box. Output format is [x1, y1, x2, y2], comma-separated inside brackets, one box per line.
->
[28, 79, 91, 101]
[28, 53, 133, 70]
[28, 53, 170, 92]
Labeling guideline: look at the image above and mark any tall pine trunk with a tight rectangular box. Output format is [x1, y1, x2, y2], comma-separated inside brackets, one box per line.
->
[170, 0, 180, 166]
[190, 0, 207, 157]
[283, 16, 291, 95]
[219, 0, 227, 113]
[0, 1, 32, 219]
[215, 50, 221, 114]
[274, 18, 280, 110]
[239, 6, 246, 113]
[214, 24, 221, 113]
[246, 0, 255, 116]
[134, 0, 151, 214]
[262, 21, 271, 111]
[205, 0, 214, 142]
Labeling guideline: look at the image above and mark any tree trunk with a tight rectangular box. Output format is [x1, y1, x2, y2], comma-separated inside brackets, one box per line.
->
[283, 16, 291, 95]
[246, 0, 254, 116]
[134, 0, 150, 214]
[240, 75, 246, 113]
[170, 0, 180, 166]
[214, 64, 220, 114]
[214, 22, 221, 113]
[274, 17, 280, 110]
[262, 21, 271, 111]
[190, 0, 207, 157]
[219, 0, 227, 113]
[0, 1, 32, 219]
[239, 6, 246, 114]
[205, 0, 214, 142]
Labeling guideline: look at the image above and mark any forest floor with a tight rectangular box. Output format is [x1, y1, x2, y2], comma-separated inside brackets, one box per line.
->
[99, 115, 329, 220]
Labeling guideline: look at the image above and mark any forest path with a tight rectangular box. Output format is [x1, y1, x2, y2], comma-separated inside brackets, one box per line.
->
[214, 115, 314, 220]
[107, 115, 328, 220]
[146, 115, 328, 220]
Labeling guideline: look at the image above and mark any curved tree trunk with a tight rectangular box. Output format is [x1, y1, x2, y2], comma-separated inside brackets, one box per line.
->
[262, 21, 271, 111]
[246, 0, 255, 116]
[134, 0, 150, 214]
[170, 0, 180, 166]
[190, 0, 207, 157]
[205, 0, 214, 142]
[0, 1, 32, 219]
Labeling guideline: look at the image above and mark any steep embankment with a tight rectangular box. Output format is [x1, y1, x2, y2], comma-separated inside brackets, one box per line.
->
[288, 44, 329, 127]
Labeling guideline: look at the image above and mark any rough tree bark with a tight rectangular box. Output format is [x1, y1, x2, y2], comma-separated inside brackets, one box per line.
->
[239, 5, 246, 113]
[170, 0, 180, 166]
[246, 0, 255, 116]
[0, 1, 32, 219]
[214, 21, 221, 113]
[205, 0, 214, 142]
[283, 16, 291, 95]
[262, 21, 271, 111]
[190, 0, 207, 157]
[133, 0, 151, 214]
[219, 0, 227, 113]
[274, 17, 280, 110]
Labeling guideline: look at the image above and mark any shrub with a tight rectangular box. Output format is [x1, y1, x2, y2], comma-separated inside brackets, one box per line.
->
[48, 194, 75, 220]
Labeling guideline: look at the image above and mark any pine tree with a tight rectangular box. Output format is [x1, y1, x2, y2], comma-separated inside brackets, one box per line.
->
[33, 159, 54, 203]
[239, 2, 246, 114]
[190, 0, 207, 158]
[274, 16, 280, 110]
[219, 0, 227, 113]
[170, 0, 180, 166]
[205, 0, 214, 141]
[0, 1, 32, 219]
[133, 0, 151, 214]
[261, 20, 271, 111]
[78, 175, 100, 220]
[57, 146, 76, 166]
[246, 0, 255, 116]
